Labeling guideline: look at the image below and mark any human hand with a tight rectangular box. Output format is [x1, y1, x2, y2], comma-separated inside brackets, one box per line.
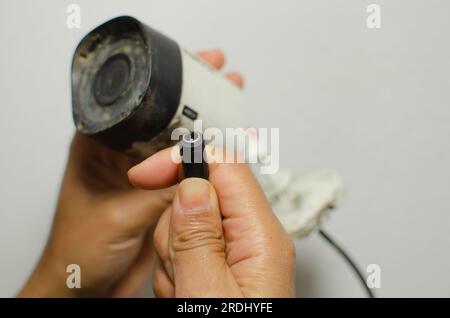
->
[128, 148, 296, 297]
[19, 50, 244, 297]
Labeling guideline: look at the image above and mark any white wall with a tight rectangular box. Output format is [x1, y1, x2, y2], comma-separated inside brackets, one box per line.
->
[1, 0, 449, 297]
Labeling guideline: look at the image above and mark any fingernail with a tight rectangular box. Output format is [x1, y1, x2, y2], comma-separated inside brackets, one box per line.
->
[178, 178, 211, 212]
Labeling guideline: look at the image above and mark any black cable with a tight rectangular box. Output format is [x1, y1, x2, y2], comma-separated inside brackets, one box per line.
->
[318, 229, 375, 298]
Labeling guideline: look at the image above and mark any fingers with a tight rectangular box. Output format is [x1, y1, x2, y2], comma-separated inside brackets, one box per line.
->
[128, 148, 274, 223]
[130, 147, 293, 293]
[197, 50, 225, 69]
[166, 178, 241, 297]
[128, 147, 281, 237]
[226, 72, 244, 88]
[128, 147, 179, 190]
[196, 50, 244, 88]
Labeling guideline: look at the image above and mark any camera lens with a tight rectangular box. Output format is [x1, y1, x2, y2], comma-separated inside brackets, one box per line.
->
[93, 53, 131, 106]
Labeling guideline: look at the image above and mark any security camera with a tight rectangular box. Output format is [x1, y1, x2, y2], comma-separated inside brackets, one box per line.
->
[71, 16, 246, 157]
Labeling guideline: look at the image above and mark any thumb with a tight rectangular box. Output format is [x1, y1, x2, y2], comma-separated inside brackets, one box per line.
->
[169, 178, 241, 297]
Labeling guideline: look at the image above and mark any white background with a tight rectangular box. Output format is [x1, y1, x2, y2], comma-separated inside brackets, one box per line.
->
[1, 0, 449, 297]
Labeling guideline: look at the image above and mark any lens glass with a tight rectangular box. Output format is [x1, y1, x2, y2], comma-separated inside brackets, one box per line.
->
[93, 54, 131, 106]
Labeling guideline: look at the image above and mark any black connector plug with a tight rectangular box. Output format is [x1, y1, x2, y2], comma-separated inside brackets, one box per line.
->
[179, 131, 209, 180]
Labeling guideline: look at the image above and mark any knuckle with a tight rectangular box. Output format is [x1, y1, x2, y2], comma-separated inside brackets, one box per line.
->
[171, 224, 224, 254]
